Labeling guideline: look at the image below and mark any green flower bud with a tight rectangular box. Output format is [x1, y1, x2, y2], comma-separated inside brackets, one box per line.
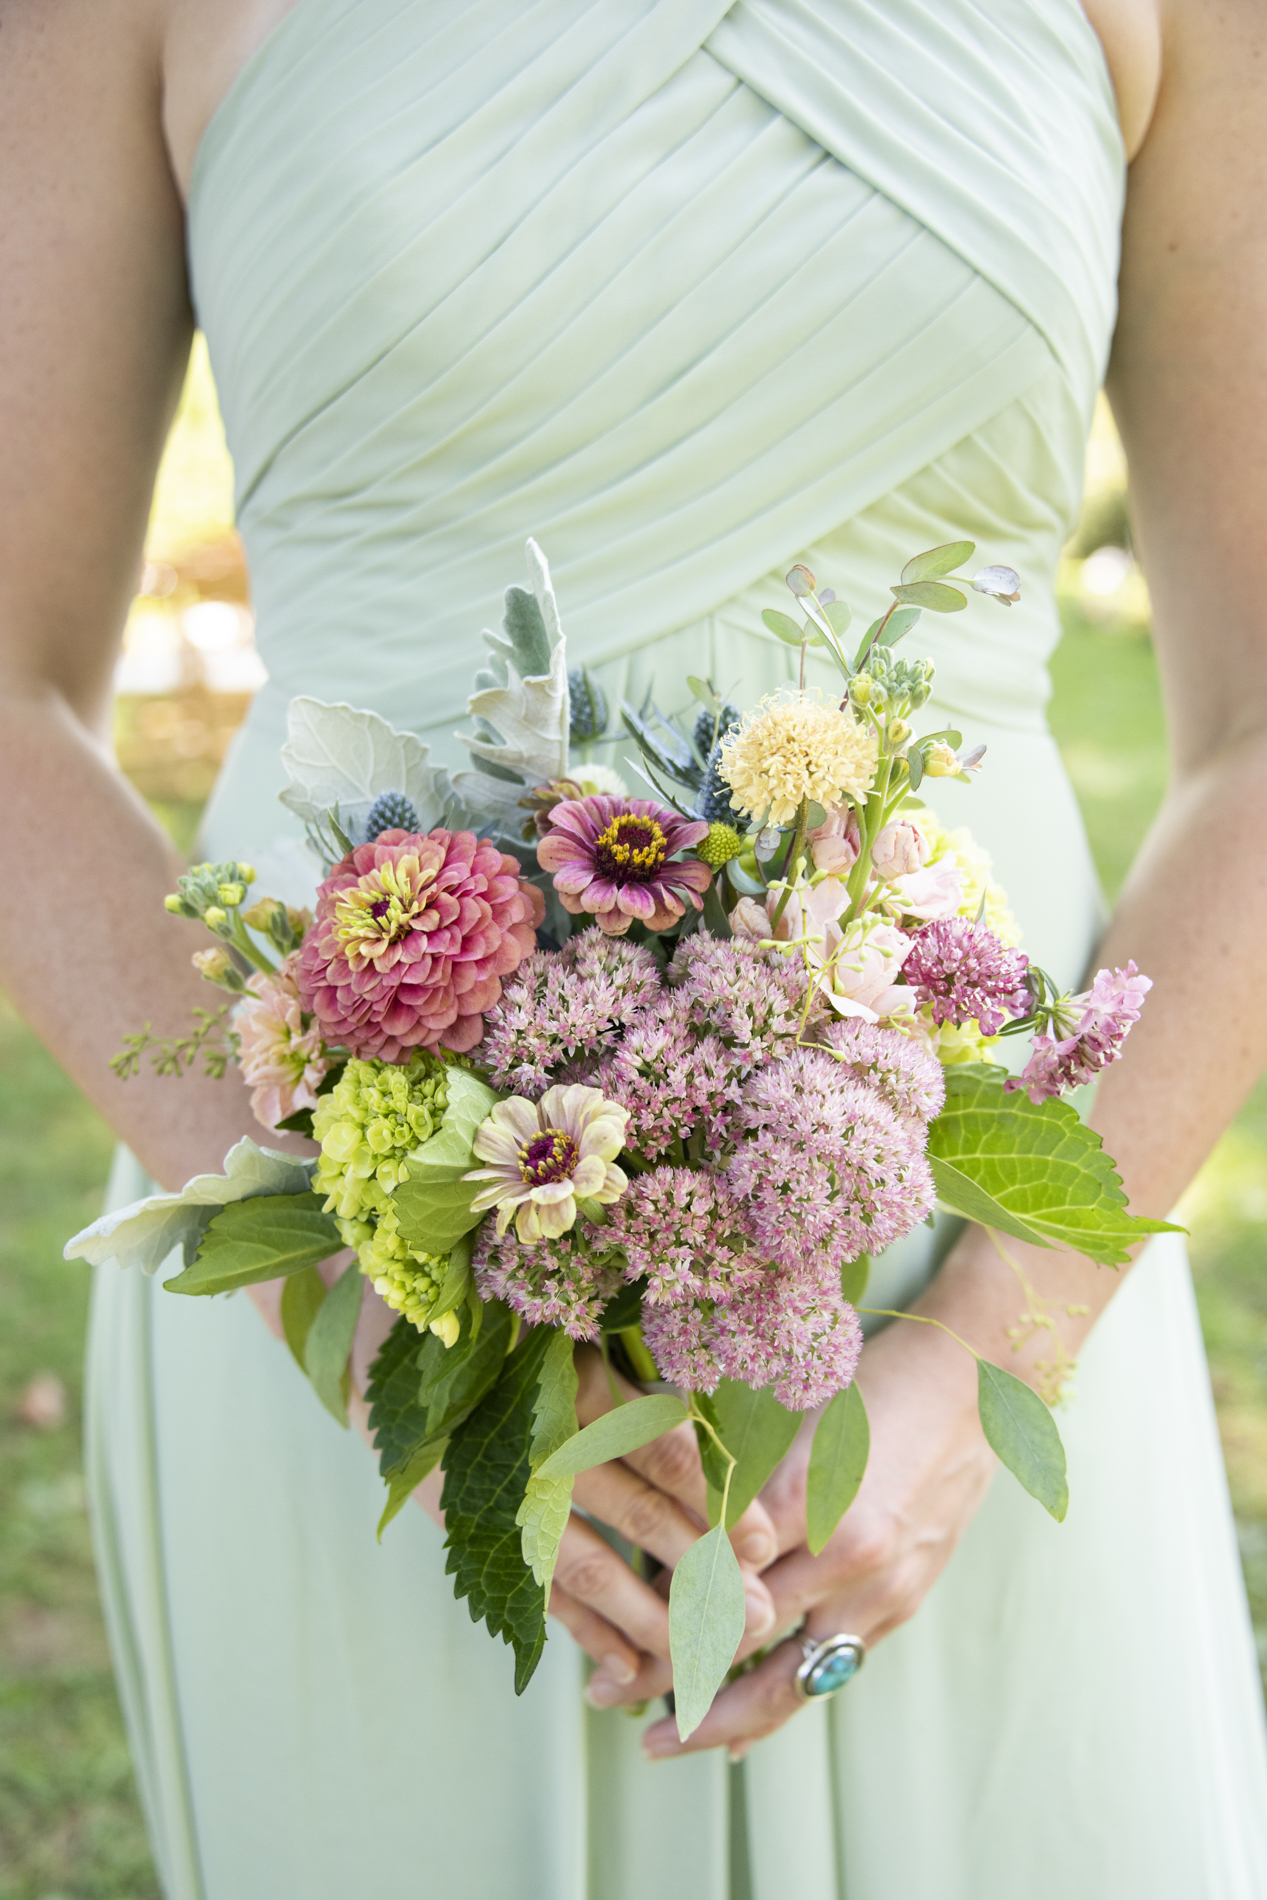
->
[697, 823, 744, 867]
[849, 675, 872, 707]
[237, 863, 256, 885]
[191, 947, 245, 992]
[203, 906, 229, 930]
[164, 893, 185, 915]
[217, 882, 246, 909]
[889, 719, 911, 746]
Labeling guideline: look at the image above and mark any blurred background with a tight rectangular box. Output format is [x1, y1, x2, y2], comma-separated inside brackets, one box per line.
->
[1, 354, 1263, 1899]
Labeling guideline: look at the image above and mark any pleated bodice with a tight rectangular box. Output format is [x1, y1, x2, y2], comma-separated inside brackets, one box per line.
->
[190, 0, 1123, 887]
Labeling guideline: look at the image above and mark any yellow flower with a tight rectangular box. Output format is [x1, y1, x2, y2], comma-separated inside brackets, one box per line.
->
[719, 692, 878, 827]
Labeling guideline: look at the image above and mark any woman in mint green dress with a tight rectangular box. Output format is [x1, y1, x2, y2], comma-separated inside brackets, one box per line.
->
[3, 1, 1267, 1894]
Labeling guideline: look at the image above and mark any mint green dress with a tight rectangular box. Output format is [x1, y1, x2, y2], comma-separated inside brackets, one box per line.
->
[86, 3, 1267, 1895]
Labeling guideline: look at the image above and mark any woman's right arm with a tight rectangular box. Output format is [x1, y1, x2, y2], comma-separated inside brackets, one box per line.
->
[0, 0, 261, 1187]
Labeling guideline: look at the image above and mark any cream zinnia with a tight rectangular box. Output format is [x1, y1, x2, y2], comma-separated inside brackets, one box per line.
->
[465, 1083, 629, 1242]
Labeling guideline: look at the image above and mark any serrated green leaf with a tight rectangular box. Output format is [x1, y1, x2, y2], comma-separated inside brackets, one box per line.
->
[699, 1380, 800, 1529]
[377, 1439, 446, 1540]
[762, 608, 806, 647]
[806, 1383, 870, 1554]
[366, 1302, 512, 1485]
[669, 1526, 747, 1741]
[428, 1231, 474, 1327]
[305, 1262, 364, 1427]
[928, 1065, 1184, 1265]
[839, 1251, 870, 1305]
[977, 1360, 1068, 1520]
[442, 1327, 554, 1692]
[517, 1331, 580, 1595]
[164, 1192, 343, 1295]
[892, 580, 967, 612]
[280, 1264, 328, 1372]
[419, 1299, 514, 1441]
[534, 1393, 687, 1479]
[900, 540, 975, 584]
[930, 1155, 1051, 1249]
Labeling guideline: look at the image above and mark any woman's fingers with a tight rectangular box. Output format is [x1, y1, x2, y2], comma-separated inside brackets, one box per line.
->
[640, 1635, 808, 1760]
[547, 1582, 642, 1682]
[552, 1512, 677, 1661]
[584, 1648, 673, 1708]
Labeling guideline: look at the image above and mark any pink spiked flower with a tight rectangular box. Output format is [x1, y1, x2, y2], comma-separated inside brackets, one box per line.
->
[1006, 961, 1152, 1104]
[297, 828, 541, 1062]
[536, 795, 712, 936]
[902, 916, 1030, 1036]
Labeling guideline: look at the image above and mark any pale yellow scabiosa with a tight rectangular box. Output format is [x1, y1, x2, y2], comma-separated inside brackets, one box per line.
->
[719, 691, 878, 827]
[465, 1084, 629, 1242]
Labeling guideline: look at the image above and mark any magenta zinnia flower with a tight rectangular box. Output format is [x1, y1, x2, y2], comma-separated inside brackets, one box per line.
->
[902, 916, 1030, 1035]
[1006, 961, 1152, 1103]
[537, 795, 712, 936]
[297, 828, 542, 1062]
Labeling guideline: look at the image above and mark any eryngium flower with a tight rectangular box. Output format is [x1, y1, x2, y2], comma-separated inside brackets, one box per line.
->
[297, 828, 542, 1061]
[235, 951, 332, 1130]
[819, 1018, 946, 1125]
[719, 691, 878, 826]
[537, 796, 712, 935]
[901, 916, 1030, 1036]
[465, 1083, 629, 1241]
[725, 1048, 934, 1273]
[473, 1221, 625, 1339]
[481, 929, 661, 1096]
[1006, 961, 1152, 1103]
[640, 1275, 863, 1410]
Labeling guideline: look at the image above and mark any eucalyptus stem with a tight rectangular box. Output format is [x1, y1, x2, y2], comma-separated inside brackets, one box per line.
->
[857, 1306, 981, 1361]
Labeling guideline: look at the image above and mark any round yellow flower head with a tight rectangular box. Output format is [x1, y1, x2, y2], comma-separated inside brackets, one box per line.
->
[719, 691, 879, 827]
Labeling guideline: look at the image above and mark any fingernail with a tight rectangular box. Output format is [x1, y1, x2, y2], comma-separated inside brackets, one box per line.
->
[603, 1652, 637, 1686]
[744, 1592, 776, 1637]
[739, 1531, 774, 1565]
[585, 1675, 620, 1708]
[642, 1736, 676, 1759]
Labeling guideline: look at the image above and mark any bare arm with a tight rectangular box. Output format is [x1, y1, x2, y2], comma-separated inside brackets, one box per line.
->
[639, 0, 1267, 1756]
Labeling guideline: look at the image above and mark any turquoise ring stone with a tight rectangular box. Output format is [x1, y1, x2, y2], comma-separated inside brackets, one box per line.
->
[794, 1634, 866, 1701]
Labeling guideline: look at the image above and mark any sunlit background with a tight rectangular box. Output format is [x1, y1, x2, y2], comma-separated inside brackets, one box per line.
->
[1, 359, 1263, 1898]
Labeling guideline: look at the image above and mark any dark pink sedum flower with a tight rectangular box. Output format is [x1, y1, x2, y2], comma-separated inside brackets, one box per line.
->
[902, 916, 1030, 1036]
[536, 795, 712, 936]
[297, 828, 543, 1061]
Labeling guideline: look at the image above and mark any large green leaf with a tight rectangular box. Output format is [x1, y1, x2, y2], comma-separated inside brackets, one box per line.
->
[698, 1380, 800, 1529]
[164, 1192, 343, 1295]
[517, 1331, 579, 1597]
[929, 1156, 1051, 1250]
[806, 1383, 870, 1554]
[669, 1526, 747, 1742]
[900, 541, 974, 583]
[442, 1327, 554, 1692]
[366, 1300, 513, 1487]
[376, 1439, 446, 1540]
[891, 580, 967, 612]
[928, 1065, 1183, 1266]
[534, 1393, 687, 1479]
[977, 1360, 1068, 1521]
[304, 1262, 364, 1426]
[391, 1069, 501, 1254]
[280, 1265, 328, 1372]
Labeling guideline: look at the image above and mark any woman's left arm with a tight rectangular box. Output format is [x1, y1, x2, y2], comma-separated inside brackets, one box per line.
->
[611, 0, 1267, 1757]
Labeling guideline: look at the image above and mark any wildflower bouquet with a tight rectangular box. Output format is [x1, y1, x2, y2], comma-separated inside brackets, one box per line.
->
[69, 540, 1176, 1735]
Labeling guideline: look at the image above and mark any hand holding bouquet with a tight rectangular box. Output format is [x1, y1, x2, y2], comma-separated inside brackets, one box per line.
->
[71, 540, 1176, 1736]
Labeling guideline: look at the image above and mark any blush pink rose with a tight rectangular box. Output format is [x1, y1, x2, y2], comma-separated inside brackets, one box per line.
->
[871, 819, 929, 881]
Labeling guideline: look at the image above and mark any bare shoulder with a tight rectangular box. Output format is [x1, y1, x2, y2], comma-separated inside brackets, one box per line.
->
[162, 0, 299, 199]
[1080, 0, 1163, 158]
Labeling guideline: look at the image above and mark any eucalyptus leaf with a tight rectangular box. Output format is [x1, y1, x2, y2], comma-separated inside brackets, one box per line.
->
[761, 608, 806, 647]
[517, 1331, 580, 1596]
[900, 541, 975, 584]
[305, 1262, 365, 1427]
[977, 1360, 1068, 1521]
[686, 676, 721, 712]
[891, 580, 967, 613]
[669, 1526, 748, 1741]
[877, 605, 922, 648]
[928, 1065, 1183, 1265]
[164, 1192, 343, 1296]
[700, 1380, 800, 1529]
[906, 747, 924, 791]
[821, 599, 852, 640]
[280, 1264, 328, 1372]
[65, 1138, 313, 1276]
[534, 1393, 687, 1479]
[806, 1383, 870, 1554]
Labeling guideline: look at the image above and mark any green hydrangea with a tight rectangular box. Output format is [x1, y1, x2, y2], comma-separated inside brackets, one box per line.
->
[358, 1203, 447, 1331]
[313, 1052, 450, 1227]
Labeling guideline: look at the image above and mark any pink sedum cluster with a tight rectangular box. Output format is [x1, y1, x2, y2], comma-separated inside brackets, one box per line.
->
[297, 828, 543, 1062]
[235, 951, 333, 1130]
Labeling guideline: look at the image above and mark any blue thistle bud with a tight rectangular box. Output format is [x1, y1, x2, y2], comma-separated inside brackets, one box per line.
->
[693, 740, 748, 831]
[567, 667, 608, 744]
[365, 791, 421, 841]
[692, 702, 741, 759]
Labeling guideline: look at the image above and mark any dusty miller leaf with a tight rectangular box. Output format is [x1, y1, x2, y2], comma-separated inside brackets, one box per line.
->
[454, 539, 569, 817]
[278, 698, 459, 837]
[65, 1139, 313, 1276]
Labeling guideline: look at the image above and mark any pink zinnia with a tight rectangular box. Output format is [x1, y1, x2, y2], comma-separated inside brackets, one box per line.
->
[1007, 961, 1152, 1104]
[536, 795, 712, 936]
[902, 916, 1030, 1036]
[235, 951, 332, 1130]
[297, 828, 542, 1062]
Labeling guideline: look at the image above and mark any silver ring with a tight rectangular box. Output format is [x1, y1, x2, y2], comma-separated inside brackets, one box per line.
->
[794, 1632, 866, 1701]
